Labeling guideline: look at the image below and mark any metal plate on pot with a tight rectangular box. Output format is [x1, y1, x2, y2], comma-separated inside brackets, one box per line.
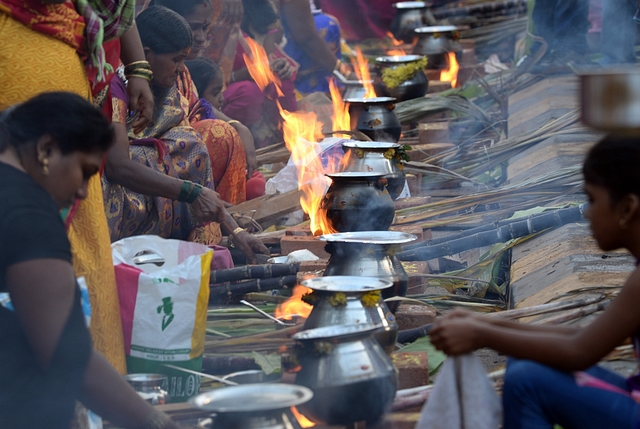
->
[342, 141, 400, 150]
[189, 384, 313, 412]
[301, 276, 393, 292]
[319, 231, 417, 245]
[375, 54, 426, 64]
[393, 1, 430, 8]
[293, 323, 381, 341]
[414, 25, 458, 34]
[325, 171, 385, 179]
[343, 96, 397, 104]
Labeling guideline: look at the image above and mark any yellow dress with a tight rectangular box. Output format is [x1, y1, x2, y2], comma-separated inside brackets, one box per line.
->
[0, 12, 127, 374]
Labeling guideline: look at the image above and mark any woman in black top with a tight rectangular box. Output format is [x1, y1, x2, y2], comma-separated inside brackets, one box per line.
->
[0, 92, 180, 429]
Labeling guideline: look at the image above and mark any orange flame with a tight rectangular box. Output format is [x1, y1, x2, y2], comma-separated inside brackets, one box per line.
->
[350, 48, 377, 98]
[243, 35, 340, 236]
[291, 407, 315, 428]
[386, 31, 404, 46]
[440, 52, 459, 88]
[329, 78, 350, 134]
[275, 285, 313, 320]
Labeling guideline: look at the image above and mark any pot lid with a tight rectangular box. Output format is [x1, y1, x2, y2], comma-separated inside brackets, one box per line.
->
[189, 384, 313, 412]
[325, 171, 385, 180]
[293, 323, 381, 341]
[344, 96, 397, 104]
[301, 275, 393, 292]
[375, 54, 426, 64]
[393, 1, 432, 9]
[342, 141, 400, 150]
[414, 25, 458, 34]
[319, 231, 417, 244]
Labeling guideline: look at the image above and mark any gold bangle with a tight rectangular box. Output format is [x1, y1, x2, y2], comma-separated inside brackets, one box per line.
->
[231, 227, 244, 236]
[227, 120, 240, 126]
[125, 60, 151, 69]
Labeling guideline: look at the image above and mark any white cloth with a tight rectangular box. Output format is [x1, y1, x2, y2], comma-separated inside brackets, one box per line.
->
[415, 354, 502, 429]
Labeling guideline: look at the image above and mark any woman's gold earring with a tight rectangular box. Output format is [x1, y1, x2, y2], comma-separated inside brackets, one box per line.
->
[41, 158, 49, 175]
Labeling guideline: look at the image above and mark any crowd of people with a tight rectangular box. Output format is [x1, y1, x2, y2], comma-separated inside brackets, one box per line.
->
[1, 0, 640, 427]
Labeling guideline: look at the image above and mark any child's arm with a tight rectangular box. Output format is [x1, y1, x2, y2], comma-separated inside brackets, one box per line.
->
[431, 268, 640, 371]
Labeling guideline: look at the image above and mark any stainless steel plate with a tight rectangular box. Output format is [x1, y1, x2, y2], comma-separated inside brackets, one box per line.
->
[393, 1, 430, 8]
[343, 96, 397, 104]
[293, 323, 380, 341]
[342, 141, 400, 150]
[301, 276, 393, 292]
[375, 55, 426, 64]
[189, 384, 313, 412]
[325, 171, 385, 179]
[414, 25, 458, 34]
[319, 231, 417, 245]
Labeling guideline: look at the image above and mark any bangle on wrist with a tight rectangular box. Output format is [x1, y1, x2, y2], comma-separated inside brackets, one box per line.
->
[178, 180, 193, 202]
[229, 226, 245, 239]
[185, 183, 203, 204]
[227, 119, 240, 126]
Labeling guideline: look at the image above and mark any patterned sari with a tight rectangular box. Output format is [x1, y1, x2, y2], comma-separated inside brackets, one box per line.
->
[103, 77, 214, 241]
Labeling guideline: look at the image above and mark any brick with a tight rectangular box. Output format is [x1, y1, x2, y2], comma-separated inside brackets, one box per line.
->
[392, 351, 429, 389]
[280, 235, 330, 258]
[461, 47, 477, 66]
[298, 259, 329, 273]
[418, 122, 449, 144]
[394, 304, 436, 331]
[423, 69, 441, 81]
[401, 261, 429, 295]
[285, 224, 312, 236]
[427, 80, 452, 94]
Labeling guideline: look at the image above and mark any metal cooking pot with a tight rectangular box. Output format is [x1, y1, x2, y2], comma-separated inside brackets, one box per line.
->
[124, 373, 169, 405]
[300, 276, 398, 354]
[413, 25, 461, 69]
[389, 1, 436, 43]
[374, 55, 429, 101]
[579, 67, 640, 131]
[320, 231, 417, 313]
[292, 324, 398, 426]
[345, 96, 402, 142]
[340, 140, 406, 200]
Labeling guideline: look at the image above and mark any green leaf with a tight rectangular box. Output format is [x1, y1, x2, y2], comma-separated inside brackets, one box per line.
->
[399, 336, 447, 376]
[251, 351, 281, 375]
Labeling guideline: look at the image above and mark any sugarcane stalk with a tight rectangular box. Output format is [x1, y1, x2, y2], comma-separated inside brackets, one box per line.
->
[433, 0, 526, 19]
[397, 204, 586, 261]
[202, 355, 260, 375]
[533, 300, 611, 325]
[211, 263, 300, 284]
[210, 275, 298, 300]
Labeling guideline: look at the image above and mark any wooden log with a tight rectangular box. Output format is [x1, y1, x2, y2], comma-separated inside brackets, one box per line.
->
[229, 189, 303, 225]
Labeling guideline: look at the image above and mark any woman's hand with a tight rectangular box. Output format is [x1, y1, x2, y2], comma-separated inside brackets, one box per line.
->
[429, 315, 485, 356]
[126, 76, 154, 133]
[270, 58, 295, 80]
[231, 231, 270, 264]
[219, 0, 243, 24]
[191, 188, 227, 224]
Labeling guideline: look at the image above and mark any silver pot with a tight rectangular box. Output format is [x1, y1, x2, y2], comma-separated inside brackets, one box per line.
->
[300, 276, 398, 354]
[124, 373, 170, 405]
[389, 1, 436, 43]
[374, 55, 429, 101]
[344, 96, 402, 142]
[189, 383, 313, 429]
[579, 67, 640, 131]
[320, 231, 417, 313]
[221, 370, 280, 384]
[292, 324, 398, 426]
[340, 141, 406, 200]
[413, 25, 462, 69]
[342, 80, 373, 99]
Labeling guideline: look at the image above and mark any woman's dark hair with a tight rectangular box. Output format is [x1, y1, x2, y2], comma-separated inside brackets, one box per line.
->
[152, 0, 212, 18]
[185, 58, 222, 95]
[241, 0, 279, 35]
[137, 6, 193, 54]
[0, 92, 113, 156]
[583, 134, 640, 204]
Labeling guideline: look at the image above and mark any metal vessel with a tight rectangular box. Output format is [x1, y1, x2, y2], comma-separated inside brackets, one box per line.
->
[413, 25, 462, 69]
[340, 140, 406, 200]
[344, 97, 402, 142]
[374, 55, 429, 101]
[389, 1, 436, 43]
[320, 172, 395, 232]
[292, 324, 398, 426]
[124, 373, 170, 405]
[300, 276, 398, 354]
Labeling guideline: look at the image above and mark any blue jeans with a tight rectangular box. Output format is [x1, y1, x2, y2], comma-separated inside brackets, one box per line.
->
[503, 359, 640, 429]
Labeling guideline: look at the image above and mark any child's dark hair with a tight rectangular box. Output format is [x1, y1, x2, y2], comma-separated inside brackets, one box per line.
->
[241, 0, 279, 36]
[185, 58, 222, 95]
[152, 0, 212, 17]
[583, 134, 640, 204]
[137, 6, 193, 54]
[0, 92, 113, 155]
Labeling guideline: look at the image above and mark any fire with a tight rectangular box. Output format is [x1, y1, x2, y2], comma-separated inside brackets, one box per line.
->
[386, 31, 404, 46]
[350, 48, 377, 98]
[440, 52, 459, 88]
[291, 407, 315, 428]
[242, 37, 284, 96]
[274, 285, 313, 320]
[329, 78, 350, 134]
